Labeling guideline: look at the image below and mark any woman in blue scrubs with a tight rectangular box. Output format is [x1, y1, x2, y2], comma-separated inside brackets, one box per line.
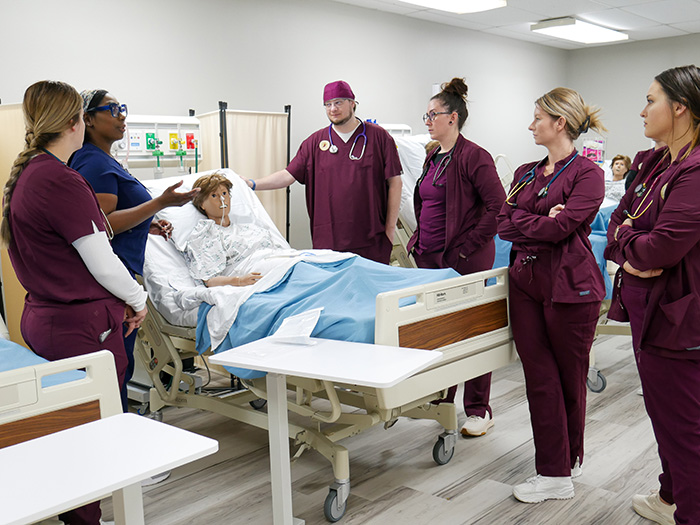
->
[70, 89, 198, 410]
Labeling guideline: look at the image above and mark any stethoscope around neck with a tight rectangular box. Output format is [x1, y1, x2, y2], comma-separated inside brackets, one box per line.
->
[506, 152, 578, 205]
[328, 119, 367, 160]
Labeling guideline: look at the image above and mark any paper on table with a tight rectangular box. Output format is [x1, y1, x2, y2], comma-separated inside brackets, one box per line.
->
[269, 307, 324, 345]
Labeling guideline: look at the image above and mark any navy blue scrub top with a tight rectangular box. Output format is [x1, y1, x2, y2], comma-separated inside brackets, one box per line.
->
[70, 143, 153, 275]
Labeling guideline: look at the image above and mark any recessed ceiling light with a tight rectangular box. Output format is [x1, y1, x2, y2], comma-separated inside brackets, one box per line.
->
[401, 0, 507, 14]
[531, 17, 628, 44]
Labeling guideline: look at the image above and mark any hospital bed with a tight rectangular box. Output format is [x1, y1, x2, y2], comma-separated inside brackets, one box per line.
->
[0, 343, 121, 522]
[134, 169, 516, 521]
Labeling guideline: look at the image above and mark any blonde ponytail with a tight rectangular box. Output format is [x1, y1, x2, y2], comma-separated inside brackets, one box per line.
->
[536, 87, 607, 141]
[1, 81, 82, 246]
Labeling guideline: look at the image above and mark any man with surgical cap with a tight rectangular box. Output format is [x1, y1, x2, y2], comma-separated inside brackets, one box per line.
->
[246, 80, 402, 264]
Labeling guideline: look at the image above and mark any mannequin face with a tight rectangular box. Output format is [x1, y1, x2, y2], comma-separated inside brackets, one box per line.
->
[200, 184, 231, 222]
[611, 160, 628, 180]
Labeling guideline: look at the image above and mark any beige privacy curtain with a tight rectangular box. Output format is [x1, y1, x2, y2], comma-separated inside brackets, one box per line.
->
[197, 110, 288, 235]
[0, 104, 29, 346]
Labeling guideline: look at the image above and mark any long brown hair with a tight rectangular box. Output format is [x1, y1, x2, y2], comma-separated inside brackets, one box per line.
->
[1, 81, 82, 246]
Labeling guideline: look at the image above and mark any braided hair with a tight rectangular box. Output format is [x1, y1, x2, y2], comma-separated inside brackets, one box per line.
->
[1, 81, 82, 246]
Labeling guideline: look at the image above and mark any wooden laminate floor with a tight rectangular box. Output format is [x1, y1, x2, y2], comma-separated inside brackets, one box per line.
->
[103, 333, 662, 524]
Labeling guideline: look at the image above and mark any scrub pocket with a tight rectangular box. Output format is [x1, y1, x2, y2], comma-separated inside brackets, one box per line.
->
[552, 253, 600, 303]
[657, 292, 700, 350]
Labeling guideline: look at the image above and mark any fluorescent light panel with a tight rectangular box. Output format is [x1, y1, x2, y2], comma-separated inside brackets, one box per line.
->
[531, 17, 628, 44]
[401, 0, 506, 14]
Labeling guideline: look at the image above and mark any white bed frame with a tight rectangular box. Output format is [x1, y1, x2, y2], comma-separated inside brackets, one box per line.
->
[134, 266, 515, 521]
[0, 350, 122, 448]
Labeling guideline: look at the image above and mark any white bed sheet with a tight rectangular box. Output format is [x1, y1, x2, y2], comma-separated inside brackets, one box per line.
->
[142, 170, 352, 350]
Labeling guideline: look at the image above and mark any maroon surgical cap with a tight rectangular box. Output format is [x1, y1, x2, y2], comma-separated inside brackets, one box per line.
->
[323, 80, 355, 103]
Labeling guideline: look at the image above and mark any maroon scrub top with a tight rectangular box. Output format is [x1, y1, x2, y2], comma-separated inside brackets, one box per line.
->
[8, 154, 113, 304]
[408, 135, 504, 270]
[286, 121, 402, 252]
[497, 150, 605, 303]
[613, 145, 700, 355]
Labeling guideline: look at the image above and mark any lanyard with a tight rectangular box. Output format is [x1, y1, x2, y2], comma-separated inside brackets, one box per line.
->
[506, 152, 578, 206]
[41, 148, 65, 165]
[625, 159, 669, 220]
[633, 154, 668, 198]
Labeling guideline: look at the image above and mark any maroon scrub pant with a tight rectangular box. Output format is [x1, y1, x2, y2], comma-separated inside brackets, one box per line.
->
[624, 285, 700, 524]
[21, 297, 128, 525]
[414, 246, 493, 418]
[509, 251, 599, 477]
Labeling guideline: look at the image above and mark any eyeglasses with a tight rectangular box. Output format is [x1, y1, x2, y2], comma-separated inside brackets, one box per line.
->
[88, 103, 128, 118]
[324, 99, 349, 109]
[423, 111, 451, 123]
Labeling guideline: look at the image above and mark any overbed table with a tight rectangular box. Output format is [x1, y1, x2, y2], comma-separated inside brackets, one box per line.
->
[210, 336, 442, 525]
[0, 412, 218, 525]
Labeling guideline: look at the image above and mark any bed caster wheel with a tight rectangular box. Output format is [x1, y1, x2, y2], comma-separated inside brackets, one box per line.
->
[249, 398, 267, 410]
[586, 369, 607, 393]
[136, 403, 149, 416]
[432, 432, 456, 466]
[323, 488, 347, 522]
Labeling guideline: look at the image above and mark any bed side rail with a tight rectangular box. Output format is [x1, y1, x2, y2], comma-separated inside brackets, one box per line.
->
[375, 267, 510, 350]
[0, 350, 121, 448]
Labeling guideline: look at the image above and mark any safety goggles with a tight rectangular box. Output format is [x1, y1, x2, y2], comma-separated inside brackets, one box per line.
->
[88, 103, 128, 118]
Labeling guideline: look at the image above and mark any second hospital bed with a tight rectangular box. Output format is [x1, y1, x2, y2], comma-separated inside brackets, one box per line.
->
[134, 170, 516, 521]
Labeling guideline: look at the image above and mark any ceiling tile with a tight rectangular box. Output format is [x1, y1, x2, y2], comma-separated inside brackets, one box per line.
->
[622, 0, 700, 24]
[626, 23, 690, 38]
[671, 19, 700, 32]
[403, 10, 490, 30]
[507, 0, 607, 18]
[578, 7, 660, 29]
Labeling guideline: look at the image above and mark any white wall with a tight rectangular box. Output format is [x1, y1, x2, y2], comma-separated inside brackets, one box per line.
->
[1, 0, 567, 248]
[568, 33, 700, 163]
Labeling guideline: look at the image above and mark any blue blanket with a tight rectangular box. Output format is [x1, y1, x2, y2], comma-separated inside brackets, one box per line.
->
[196, 257, 458, 378]
[0, 338, 85, 387]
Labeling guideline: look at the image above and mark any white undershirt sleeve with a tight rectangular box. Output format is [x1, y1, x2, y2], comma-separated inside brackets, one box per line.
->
[72, 222, 148, 312]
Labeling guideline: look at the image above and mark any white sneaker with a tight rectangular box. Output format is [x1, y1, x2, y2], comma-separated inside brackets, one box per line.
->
[460, 412, 494, 436]
[141, 470, 171, 486]
[513, 475, 574, 503]
[571, 457, 582, 478]
[632, 490, 676, 525]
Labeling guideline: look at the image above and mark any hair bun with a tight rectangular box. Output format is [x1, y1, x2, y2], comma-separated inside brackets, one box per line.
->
[442, 77, 468, 99]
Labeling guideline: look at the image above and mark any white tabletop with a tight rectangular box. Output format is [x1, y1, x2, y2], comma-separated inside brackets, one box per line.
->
[209, 337, 442, 388]
[0, 412, 218, 525]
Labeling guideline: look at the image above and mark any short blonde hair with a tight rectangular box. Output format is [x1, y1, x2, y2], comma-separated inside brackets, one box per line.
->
[536, 87, 606, 141]
[192, 172, 232, 214]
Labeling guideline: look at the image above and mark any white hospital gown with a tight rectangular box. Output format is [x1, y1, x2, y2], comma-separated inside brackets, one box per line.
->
[605, 179, 626, 202]
[183, 219, 287, 281]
